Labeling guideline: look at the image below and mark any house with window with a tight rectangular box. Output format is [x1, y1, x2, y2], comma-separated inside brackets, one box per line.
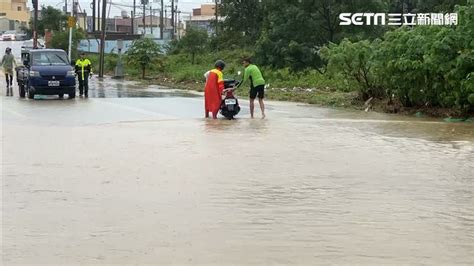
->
[185, 4, 220, 35]
[0, 0, 30, 31]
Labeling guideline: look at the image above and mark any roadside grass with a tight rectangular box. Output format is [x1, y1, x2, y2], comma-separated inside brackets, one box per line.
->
[80, 52, 473, 118]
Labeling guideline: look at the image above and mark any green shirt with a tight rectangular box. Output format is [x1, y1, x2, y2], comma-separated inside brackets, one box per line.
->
[1, 54, 17, 70]
[239, 64, 265, 88]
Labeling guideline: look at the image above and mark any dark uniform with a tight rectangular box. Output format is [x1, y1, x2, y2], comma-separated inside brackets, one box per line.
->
[75, 57, 92, 97]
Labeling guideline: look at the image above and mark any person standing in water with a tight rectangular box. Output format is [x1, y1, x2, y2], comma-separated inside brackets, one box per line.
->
[1, 47, 17, 96]
[237, 57, 266, 119]
[75, 52, 92, 97]
[204, 60, 226, 119]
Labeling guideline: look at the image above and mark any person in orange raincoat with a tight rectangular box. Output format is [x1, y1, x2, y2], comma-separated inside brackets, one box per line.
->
[204, 60, 226, 119]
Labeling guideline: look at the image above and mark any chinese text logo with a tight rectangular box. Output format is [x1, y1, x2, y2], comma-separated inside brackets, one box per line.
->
[339, 13, 458, 26]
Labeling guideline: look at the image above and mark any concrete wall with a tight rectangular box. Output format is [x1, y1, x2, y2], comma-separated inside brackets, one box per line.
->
[78, 38, 170, 54]
[186, 20, 214, 35]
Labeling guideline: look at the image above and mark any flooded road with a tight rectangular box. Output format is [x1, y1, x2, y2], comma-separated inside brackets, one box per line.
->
[1, 45, 474, 264]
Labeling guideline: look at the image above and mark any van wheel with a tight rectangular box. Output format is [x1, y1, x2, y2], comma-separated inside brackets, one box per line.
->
[28, 92, 34, 99]
[68, 92, 76, 99]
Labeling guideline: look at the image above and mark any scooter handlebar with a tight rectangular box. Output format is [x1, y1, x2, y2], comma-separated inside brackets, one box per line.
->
[223, 87, 236, 93]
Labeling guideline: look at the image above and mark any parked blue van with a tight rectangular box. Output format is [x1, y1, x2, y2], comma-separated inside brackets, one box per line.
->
[18, 49, 76, 99]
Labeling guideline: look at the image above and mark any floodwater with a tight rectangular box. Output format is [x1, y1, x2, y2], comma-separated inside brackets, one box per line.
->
[1, 41, 474, 265]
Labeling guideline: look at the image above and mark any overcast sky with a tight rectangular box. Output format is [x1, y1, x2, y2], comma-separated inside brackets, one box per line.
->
[28, 0, 213, 17]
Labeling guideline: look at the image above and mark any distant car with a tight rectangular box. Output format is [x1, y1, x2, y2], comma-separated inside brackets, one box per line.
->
[21, 39, 45, 53]
[16, 33, 27, 41]
[17, 49, 76, 99]
[1, 31, 18, 41]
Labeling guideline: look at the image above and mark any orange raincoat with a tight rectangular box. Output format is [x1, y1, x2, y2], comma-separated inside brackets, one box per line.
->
[204, 68, 224, 117]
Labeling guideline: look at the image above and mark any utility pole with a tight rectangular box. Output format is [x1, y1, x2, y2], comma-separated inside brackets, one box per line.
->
[215, 0, 218, 36]
[65, 0, 68, 13]
[132, 0, 136, 34]
[160, 0, 164, 39]
[68, 0, 75, 61]
[68, 0, 76, 61]
[171, 0, 174, 39]
[150, 6, 153, 35]
[99, 0, 107, 77]
[142, 0, 146, 35]
[176, 10, 181, 39]
[73, 0, 77, 17]
[131, 11, 134, 34]
[32, 0, 38, 49]
[97, 0, 101, 32]
[92, 0, 96, 31]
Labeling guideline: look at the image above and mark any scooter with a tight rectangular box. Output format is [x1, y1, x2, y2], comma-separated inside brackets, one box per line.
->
[220, 79, 241, 120]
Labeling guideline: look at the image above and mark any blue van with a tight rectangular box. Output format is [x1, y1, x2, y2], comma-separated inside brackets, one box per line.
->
[20, 49, 76, 99]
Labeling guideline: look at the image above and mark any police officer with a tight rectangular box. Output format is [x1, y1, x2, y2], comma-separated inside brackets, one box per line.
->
[75, 52, 92, 97]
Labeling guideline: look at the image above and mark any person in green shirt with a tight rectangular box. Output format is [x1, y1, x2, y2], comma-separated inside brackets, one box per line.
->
[238, 57, 266, 119]
[1, 47, 17, 96]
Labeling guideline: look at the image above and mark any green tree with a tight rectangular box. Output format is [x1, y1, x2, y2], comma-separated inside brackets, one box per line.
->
[51, 28, 85, 59]
[218, 0, 265, 48]
[255, 1, 322, 70]
[21, 6, 68, 37]
[177, 26, 209, 64]
[388, 0, 467, 13]
[254, 0, 388, 71]
[320, 1, 474, 112]
[126, 38, 163, 79]
[321, 39, 379, 100]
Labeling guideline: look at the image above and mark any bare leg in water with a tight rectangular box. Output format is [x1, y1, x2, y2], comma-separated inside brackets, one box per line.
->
[258, 97, 265, 119]
[5, 73, 13, 96]
[5, 73, 9, 95]
[250, 98, 255, 119]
